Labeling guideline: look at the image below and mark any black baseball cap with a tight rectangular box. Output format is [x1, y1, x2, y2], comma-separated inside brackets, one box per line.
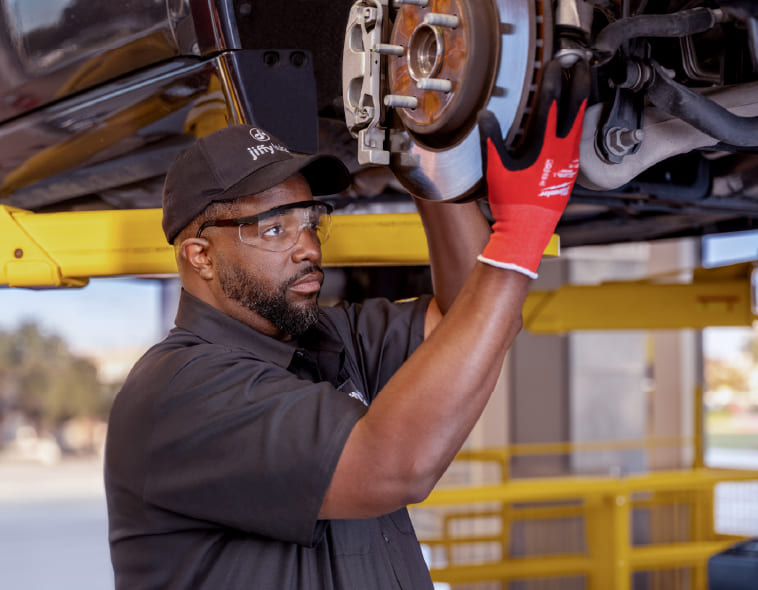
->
[162, 125, 351, 243]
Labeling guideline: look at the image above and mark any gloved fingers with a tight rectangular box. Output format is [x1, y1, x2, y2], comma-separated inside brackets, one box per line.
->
[508, 59, 564, 166]
[509, 58, 592, 158]
[477, 58, 591, 172]
[485, 59, 564, 171]
[477, 102, 556, 174]
[555, 58, 591, 139]
[477, 109, 513, 172]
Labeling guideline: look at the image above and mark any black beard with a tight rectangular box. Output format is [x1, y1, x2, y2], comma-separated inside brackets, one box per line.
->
[219, 263, 321, 338]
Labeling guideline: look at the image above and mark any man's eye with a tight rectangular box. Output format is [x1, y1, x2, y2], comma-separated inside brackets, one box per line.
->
[260, 222, 285, 238]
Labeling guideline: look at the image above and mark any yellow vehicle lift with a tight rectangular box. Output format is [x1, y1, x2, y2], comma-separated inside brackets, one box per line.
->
[523, 261, 758, 331]
[0, 204, 559, 288]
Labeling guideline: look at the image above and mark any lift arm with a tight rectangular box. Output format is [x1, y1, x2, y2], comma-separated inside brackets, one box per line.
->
[0, 205, 561, 288]
[523, 262, 758, 331]
[1, 206, 172, 288]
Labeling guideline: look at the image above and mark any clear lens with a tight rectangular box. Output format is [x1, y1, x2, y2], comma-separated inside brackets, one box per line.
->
[238, 203, 331, 251]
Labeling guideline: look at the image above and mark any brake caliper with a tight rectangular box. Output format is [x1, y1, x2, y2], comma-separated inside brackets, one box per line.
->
[342, 0, 394, 165]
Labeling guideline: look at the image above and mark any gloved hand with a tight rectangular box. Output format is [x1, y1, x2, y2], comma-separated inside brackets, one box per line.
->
[477, 59, 590, 278]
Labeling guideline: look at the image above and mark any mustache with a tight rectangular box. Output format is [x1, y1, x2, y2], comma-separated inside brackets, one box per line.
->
[285, 265, 324, 288]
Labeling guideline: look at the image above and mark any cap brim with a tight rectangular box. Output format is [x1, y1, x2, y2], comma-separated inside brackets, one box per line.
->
[219, 153, 351, 202]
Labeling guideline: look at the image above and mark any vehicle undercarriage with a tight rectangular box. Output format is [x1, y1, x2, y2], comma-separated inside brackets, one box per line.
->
[0, 0, 756, 247]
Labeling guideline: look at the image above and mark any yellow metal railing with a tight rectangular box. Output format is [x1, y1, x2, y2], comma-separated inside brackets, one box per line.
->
[453, 436, 694, 481]
[414, 444, 758, 590]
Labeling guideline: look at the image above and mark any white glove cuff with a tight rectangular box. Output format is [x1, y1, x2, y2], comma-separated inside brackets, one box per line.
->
[476, 255, 538, 279]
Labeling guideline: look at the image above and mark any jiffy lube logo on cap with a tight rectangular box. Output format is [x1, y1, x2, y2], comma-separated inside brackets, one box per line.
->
[249, 128, 270, 142]
[246, 127, 291, 161]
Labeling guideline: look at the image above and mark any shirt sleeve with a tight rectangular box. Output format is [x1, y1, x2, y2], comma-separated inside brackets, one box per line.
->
[323, 295, 432, 401]
[139, 344, 367, 546]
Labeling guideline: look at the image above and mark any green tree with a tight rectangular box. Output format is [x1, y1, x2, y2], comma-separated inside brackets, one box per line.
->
[705, 357, 749, 393]
[0, 322, 107, 429]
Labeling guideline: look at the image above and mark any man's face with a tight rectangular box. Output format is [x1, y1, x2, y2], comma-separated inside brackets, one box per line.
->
[217, 255, 321, 338]
[208, 175, 325, 338]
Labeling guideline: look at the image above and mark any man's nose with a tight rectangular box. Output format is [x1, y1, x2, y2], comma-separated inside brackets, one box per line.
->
[291, 227, 321, 261]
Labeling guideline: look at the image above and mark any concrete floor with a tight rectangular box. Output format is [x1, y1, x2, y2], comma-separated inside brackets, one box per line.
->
[0, 450, 756, 590]
[0, 457, 113, 590]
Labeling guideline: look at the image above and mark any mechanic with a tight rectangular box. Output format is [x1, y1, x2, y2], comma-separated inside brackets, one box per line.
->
[104, 59, 588, 589]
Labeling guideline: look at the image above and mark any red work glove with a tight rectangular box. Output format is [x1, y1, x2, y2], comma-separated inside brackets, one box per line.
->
[477, 59, 590, 278]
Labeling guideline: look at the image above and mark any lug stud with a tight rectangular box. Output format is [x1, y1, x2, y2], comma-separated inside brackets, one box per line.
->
[374, 43, 405, 56]
[423, 13, 459, 28]
[417, 77, 452, 92]
[384, 95, 419, 109]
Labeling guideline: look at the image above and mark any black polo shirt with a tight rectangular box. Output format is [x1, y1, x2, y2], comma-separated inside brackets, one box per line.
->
[105, 289, 434, 589]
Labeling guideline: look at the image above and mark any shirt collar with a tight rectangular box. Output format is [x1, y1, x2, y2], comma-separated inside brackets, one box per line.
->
[174, 289, 297, 369]
[173, 289, 344, 369]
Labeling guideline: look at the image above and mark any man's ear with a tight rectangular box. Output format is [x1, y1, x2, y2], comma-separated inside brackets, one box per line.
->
[178, 237, 214, 280]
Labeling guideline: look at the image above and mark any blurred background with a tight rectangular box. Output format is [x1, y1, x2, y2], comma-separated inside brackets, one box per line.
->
[0, 231, 756, 589]
[0, 279, 162, 589]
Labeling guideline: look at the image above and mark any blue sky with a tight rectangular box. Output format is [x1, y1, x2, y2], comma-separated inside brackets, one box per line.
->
[0, 278, 165, 354]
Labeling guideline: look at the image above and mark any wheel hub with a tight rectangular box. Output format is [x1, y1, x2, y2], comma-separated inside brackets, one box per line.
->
[388, 0, 497, 143]
[342, 0, 552, 201]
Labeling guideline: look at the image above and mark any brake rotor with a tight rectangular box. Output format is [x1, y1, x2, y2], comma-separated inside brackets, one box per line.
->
[387, 0, 552, 201]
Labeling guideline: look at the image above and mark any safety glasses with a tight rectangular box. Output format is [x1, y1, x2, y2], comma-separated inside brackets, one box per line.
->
[196, 200, 333, 252]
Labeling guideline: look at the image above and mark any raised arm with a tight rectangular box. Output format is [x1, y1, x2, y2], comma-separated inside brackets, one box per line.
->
[321, 59, 590, 520]
[414, 196, 491, 336]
